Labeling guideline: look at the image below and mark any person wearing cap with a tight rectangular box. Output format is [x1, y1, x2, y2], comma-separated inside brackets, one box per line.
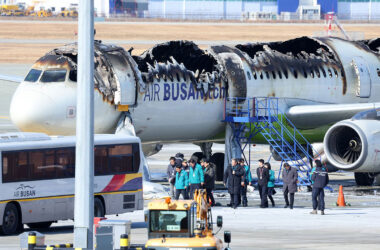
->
[175, 152, 184, 161]
[224, 158, 245, 209]
[202, 158, 216, 206]
[257, 159, 269, 208]
[188, 158, 204, 199]
[239, 158, 252, 207]
[167, 156, 177, 198]
[175, 164, 189, 200]
[282, 162, 298, 209]
[310, 159, 329, 215]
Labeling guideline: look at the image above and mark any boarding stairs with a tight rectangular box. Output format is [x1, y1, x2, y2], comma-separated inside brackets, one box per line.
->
[223, 97, 320, 186]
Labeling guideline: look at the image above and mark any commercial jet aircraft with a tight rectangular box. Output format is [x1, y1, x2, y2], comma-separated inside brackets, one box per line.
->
[1, 36, 380, 186]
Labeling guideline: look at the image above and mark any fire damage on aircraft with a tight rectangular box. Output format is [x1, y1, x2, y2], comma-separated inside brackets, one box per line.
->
[131, 40, 226, 98]
[36, 37, 380, 105]
[46, 41, 142, 105]
[235, 37, 347, 94]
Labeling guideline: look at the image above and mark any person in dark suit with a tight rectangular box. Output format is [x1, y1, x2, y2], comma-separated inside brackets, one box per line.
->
[224, 158, 245, 209]
[256, 159, 269, 208]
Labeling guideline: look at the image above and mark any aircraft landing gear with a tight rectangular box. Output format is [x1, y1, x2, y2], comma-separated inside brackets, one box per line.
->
[354, 172, 374, 186]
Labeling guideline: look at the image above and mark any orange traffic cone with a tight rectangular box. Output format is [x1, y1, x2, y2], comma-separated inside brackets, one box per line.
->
[336, 185, 346, 207]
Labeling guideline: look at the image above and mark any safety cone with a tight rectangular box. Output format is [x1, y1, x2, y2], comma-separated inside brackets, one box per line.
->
[336, 185, 346, 207]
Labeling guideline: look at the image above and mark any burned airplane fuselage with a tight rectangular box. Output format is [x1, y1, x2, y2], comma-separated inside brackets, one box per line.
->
[10, 37, 380, 144]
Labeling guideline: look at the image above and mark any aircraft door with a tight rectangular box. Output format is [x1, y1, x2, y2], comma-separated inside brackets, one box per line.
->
[106, 51, 137, 106]
[352, 56, 371, 98]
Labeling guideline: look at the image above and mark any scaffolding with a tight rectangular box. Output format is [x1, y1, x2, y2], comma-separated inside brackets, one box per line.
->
[223, 97, 320, 186]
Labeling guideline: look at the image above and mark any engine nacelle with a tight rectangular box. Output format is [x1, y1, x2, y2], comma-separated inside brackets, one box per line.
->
[324, 116, 380, 173]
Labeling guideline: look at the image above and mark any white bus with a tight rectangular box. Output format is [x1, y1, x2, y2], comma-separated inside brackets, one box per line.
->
[0, 133, 143, 235]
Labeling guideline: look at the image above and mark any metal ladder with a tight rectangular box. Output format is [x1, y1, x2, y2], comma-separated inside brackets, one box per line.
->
[223, 97, 320, 185]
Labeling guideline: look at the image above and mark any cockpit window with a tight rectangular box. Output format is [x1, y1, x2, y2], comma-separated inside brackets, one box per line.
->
[24, 69, 42, 82]
[40, 69, 67, 83]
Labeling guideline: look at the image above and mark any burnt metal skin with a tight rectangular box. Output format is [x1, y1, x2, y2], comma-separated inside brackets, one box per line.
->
[10, 37, 380, 149]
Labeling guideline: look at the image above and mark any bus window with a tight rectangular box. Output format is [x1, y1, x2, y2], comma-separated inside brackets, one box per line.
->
[56, 148, 75, 178]
[43, 150, 56, 179]
[133, 144, 140, 172]
[2, 153, 13, 182]
[29, 151, 45, 180]
[15, 152, 29, 181]
[95, 146, 108, 175]
[108, 145, 133, 174]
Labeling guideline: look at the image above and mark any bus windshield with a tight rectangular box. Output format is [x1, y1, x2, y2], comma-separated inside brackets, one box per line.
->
[150, 210, 189, 234]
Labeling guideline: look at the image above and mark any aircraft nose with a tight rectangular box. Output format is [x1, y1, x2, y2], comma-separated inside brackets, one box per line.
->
[10, 85, 58, 133]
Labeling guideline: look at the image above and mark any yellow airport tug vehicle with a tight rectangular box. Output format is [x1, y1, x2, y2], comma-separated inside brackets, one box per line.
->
[145, 189, 231, 250]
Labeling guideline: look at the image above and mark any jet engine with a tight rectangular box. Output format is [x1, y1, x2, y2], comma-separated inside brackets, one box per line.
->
[324, 109, 380, 174]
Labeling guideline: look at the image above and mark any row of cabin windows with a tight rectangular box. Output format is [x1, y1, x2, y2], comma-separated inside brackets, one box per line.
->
[139, 67, 380, 83]
[1, 144, 140, 183]
[247, 67, 343, 81]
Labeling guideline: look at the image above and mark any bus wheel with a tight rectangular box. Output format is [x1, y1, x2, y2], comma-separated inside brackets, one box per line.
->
[27, 221, 53, 229]
[1, 203, 20, 235]
[94, 197, 105, 217]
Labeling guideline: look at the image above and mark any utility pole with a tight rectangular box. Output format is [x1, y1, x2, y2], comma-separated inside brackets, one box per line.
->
[74, 0, 95, 248]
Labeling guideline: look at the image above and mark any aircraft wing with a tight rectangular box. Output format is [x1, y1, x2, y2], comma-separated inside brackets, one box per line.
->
[0, 74, 23, 83]
[286, 102, 380, 129]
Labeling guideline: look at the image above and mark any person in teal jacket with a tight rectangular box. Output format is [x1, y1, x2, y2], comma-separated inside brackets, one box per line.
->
[188, 158, 204, 199]
[175, 165, 189, 200]
[239, 159, 252, 207]
[265, 162, 276, 207]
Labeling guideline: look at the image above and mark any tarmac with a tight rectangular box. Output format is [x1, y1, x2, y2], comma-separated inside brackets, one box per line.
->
[0, 64, 380, 249]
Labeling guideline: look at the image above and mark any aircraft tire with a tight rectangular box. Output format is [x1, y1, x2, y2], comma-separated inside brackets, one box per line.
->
[354, 172, 374, 186]
[211, 153, 225, 181]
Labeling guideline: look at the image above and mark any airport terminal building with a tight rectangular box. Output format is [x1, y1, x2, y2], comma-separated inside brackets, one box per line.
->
[1, 0, 380, 20]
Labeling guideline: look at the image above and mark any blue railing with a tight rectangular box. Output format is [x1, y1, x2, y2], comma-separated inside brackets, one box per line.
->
[224, 97, 321, 186]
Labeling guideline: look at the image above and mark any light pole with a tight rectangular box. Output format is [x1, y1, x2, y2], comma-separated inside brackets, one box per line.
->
[74, 0, 95, 248]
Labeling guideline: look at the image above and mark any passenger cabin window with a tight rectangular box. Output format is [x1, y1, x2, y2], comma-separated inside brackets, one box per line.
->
[1, 143, 140, 183]
[40, 69, 67, 83]
[24, 69, 42, 82]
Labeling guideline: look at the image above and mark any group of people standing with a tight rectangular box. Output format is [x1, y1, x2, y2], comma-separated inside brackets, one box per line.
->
[168, 153, 330, 214]
[167, 153, 216, 205]
[224, 158, 277, 209]
[224, 158, 328, 211]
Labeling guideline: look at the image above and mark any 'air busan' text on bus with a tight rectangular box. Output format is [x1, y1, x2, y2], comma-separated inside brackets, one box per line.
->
[143, 83, 226, 102]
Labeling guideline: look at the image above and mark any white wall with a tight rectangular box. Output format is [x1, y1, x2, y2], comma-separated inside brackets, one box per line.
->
[148, 0, 277, 20]
[338, 1, 380, 20]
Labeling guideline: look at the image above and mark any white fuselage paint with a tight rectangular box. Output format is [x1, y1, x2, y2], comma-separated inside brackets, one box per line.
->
[10, 81, 120, 135]
[129, 81, 226, 142]
[9, 38, 380, 145]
